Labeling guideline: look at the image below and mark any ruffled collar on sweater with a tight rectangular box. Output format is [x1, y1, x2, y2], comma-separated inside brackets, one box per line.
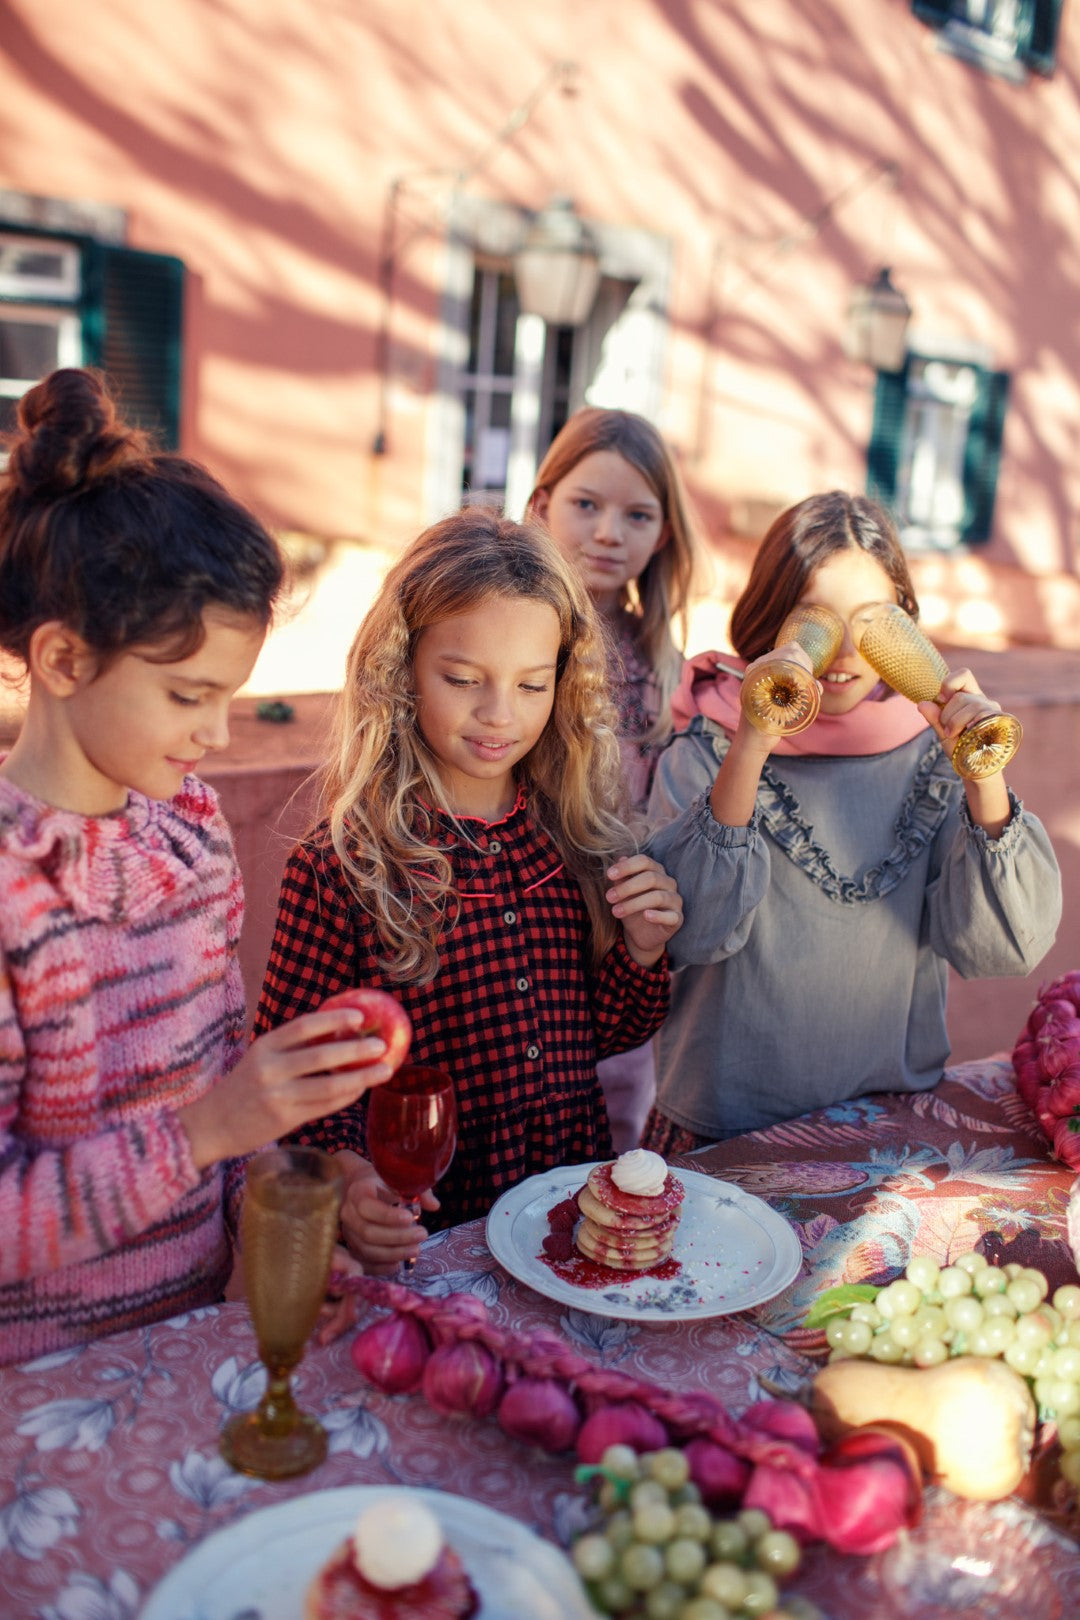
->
[0, 767, 222, 923]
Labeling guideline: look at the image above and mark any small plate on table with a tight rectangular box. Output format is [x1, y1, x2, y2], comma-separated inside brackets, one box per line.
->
[485, 1163, 803, 1321]
[139, 1485, 592, 1620]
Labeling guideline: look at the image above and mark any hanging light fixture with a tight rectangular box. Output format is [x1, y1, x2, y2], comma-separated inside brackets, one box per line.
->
[513, 196, 602, 328]
[842, 266, 912, 373]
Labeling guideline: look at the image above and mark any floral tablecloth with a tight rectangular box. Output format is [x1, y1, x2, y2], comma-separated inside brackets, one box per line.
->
[673, 1055, 1080, 1358]
[1, 1058, 1078, 1620]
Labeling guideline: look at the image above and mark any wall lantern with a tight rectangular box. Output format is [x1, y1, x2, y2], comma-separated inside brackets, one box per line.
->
[513, 196, 602, 328]
[842, 265, 912, 374]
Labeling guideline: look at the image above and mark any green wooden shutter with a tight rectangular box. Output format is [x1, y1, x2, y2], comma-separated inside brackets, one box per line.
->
[866, 363, 910, 506]
[1022, 0, 1062, 74]
[81, 244, 184, 449]
[962, 368, 1009, 543]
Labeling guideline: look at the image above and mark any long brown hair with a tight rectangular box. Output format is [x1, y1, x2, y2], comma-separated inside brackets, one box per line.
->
[729, 491, 918, 660]
[527, 407, 700, 740]
[319, 510, 632, 983]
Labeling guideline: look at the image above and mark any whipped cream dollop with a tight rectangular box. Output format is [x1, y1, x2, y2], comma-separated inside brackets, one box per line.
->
[611, 1147, 667, 1197]
[352, 1496, 443, 1589]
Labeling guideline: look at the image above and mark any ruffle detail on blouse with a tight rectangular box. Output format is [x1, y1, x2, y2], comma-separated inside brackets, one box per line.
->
[0, 773, 224, 923]
[756, 738, 956, 904]
[959, 786, 1026, 853]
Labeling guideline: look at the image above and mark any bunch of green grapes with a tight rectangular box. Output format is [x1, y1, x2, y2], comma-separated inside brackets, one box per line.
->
[821, 1251, 1080, 1479]
[570, 1444, 818, 1620]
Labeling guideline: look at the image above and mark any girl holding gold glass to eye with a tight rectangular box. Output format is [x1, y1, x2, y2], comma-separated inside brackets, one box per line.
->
[642, 491, 1062, 1152]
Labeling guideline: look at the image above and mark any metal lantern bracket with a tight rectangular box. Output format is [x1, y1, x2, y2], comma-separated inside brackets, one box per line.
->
[373, 61, 581, 456]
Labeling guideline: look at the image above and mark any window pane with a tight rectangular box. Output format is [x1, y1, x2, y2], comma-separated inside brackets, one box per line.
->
[461, 387, 477, 491]
[0, 397, 19, 435]
[896, 358, 974, 543]
[492, 272, 519, 376]
[950, 0, 1020, 40]
[489, 391, 512, 430]
[467, 274, 484, 371]
[0, 234, 80, 299]
[0, 319, 62, 380]
[4, 248, 65, 280]
[460, 266, 520, 503]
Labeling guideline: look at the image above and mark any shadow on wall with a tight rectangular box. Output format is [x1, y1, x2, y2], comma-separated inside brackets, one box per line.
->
[943, 671, 1080, 1063]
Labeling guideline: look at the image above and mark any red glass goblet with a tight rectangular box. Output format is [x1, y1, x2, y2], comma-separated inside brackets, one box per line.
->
[366, 1065, 457, 1269]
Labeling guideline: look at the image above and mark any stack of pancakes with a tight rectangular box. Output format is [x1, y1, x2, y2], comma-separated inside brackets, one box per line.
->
[575, 1160, 685, 1270]
[304, 1542, 476, 1620]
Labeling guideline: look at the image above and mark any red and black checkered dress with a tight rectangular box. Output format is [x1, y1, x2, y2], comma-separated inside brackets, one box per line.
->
[254, 794, 670, 1227]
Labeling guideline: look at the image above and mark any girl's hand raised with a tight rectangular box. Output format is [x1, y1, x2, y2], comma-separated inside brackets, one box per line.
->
[918, 666, 1002, 746]
[178, 1005, 394, 1170]
[737, 641, 818, 752]
[919, 667, 1013, 838]
[606, 853, 683, 967]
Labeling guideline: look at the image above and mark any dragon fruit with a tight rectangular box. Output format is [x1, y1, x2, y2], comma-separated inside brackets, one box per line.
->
[1013, 974, 1080, 1172]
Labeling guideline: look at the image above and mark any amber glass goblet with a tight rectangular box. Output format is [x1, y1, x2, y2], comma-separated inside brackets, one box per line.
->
[852, 602, 1023, 780]
[740, 603, 845, 736]
[220, 1146, 343, 1479]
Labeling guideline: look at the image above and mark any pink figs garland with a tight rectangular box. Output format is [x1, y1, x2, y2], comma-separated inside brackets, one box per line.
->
[334, 1273, 922, 1557]
[1013, 972, 1080, 1172]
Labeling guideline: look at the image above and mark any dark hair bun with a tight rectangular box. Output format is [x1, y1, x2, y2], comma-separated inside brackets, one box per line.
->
[7, 367, 151, 498]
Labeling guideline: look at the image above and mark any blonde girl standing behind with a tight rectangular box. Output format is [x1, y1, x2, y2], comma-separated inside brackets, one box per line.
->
[0, 369, 394, 1362]
[527, 407, 701, 1147]
[255, 511, 682, 1272]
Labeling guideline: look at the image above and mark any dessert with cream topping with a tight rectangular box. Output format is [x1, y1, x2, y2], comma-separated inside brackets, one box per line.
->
[574, 1149, 685, 1270]
[304, 1495, 478, 1620]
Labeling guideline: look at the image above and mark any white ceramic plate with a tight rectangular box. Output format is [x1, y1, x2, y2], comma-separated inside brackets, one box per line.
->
[139, 1485, 591, 1620]
[485, 1163, 803, 1321]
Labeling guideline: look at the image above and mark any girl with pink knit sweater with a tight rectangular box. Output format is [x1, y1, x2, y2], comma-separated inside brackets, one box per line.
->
[0, 369, 393, 1363]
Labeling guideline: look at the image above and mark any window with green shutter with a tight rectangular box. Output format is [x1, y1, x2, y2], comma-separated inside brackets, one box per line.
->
[912, 1, 1063, 79]
[0, 233, 82, 435]
[81, 243, 185, 450]
[0, 222, 184, 449]
[867, 353, 1009, 549]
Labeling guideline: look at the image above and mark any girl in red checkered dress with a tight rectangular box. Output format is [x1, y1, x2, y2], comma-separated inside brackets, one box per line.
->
[526, 409, 702, 1151]
[255, 510, 683, 1269]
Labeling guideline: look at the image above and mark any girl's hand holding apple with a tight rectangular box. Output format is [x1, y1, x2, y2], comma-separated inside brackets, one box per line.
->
[310, 986, 413, 1070]
[179, 988, 413, 1170]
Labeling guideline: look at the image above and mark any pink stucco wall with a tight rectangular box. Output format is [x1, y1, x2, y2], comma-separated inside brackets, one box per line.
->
[2, 1, 1079, 648]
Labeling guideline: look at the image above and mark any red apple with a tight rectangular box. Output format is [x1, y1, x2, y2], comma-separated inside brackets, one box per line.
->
[315, 987, 413, 1072]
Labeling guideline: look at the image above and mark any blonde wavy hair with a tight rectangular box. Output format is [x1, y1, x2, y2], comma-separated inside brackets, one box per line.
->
[527, 407, 702, 743]
[317, 510, 633, 984]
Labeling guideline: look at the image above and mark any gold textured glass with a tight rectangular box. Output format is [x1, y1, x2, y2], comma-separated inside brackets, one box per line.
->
[220, 1146, 343, 1479]
[740, 604, 845, 736]
[852, 603, 1023, 780]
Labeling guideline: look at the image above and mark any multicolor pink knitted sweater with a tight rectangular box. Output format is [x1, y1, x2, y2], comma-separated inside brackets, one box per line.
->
[0, 770, 248, 1363]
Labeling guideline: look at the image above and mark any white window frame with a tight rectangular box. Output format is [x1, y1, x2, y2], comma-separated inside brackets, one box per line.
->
[0, 305, 82, 445]
[0, 233, 81, 300]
